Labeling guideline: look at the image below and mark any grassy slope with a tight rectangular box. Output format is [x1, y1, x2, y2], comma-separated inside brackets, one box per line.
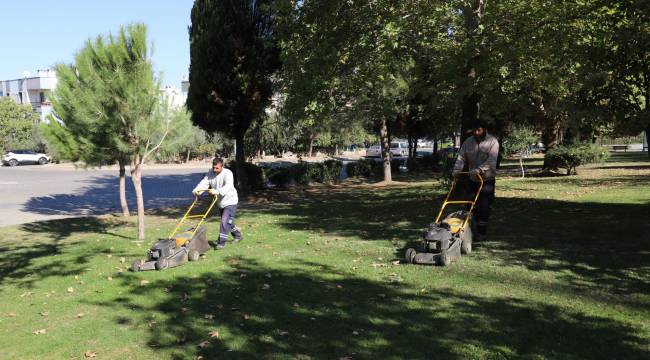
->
[0, 153, 649, 359]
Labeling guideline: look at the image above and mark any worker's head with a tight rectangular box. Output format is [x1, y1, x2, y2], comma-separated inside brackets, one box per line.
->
[212, 158, 224, 174]
[472, 119, 489, 140]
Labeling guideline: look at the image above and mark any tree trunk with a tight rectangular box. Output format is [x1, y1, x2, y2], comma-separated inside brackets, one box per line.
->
[413, 137, 419, 162]
[185, 148, 191, 163]
[460, 0, 487, 143]
[379, 118, 392, 182]
[407, 135, 414, 161]
[131, 159, 145, 241]
[234, 134, 245, 189]
[118, 158, 129, 217]
[519, 156, 525, 179]
[433, 139, 438, 155]
[308, 132, 315, 158]
[646, 126, 650, 160]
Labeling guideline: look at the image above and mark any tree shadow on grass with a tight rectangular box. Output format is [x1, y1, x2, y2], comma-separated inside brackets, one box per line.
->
[91, 258, 649, 359]
[241, 177, 650, 300]
[0, 217, 129, 288]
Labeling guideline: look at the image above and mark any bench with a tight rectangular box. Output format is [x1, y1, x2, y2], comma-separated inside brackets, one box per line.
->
[612, 145, 628, 152]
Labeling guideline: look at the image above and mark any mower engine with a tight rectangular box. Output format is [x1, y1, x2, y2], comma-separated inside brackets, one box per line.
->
[405, 211, 473, 266]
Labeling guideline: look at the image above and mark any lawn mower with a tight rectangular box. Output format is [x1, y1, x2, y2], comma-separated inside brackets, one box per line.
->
[131, 189, 218, 272]
[404, 172, 483, 266]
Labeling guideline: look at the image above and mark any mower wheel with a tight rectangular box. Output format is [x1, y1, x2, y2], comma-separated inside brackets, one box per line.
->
[155, 258, 169, 270]
[131, 260, 142, 272]
[461, 240, 472, 254]
[405, 248, 417, 263]
[188, 250, 200, 262]
[439, 251, 451, 266]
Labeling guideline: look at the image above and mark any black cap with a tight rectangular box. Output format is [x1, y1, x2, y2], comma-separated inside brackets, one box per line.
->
[472, 118, 489, 130]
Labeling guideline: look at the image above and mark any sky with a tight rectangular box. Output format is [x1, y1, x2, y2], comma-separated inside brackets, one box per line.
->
[1, 0, 195, 87]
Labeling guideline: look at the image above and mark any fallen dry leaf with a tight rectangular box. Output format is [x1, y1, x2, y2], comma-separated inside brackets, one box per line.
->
[239, 273, 248, 278]
[7, 312, 16, 317]
[106, 254, 112, 258]
[371, 263, 385, 268]
[140, 280, 150, 286]
[278, 330, 289, 337]
[243, 314, 251, 320]
[33, 329, 47, 335]
[39, 311, 48, 317]
[119, 257, 125, 263]
[204, 314, 215, 320]
[208, 330, 220, 338]
[84, 351, 97, 358]
[197, 341, 210, 348]
[67, 287, 74, 293]
[107, 277, 113, 281]
[181, 307, 190, 313]
[164, 287, 172, 293]
[392, 260, 401, 266]
[76, 313, 85, 318]
[262, 284, 271, 290]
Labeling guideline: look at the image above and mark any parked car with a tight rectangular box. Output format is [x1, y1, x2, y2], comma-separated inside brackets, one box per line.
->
[390, 141, 409, 157]
[366, 145, 382, 157]
[2, 150, 50, 166]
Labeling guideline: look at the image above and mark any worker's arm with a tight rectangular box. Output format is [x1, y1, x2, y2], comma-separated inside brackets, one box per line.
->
[478, 138, 499, 177]
[218, 170, 236, 196]
[192, 173, 211, 194]
[452, 142, 468, 176]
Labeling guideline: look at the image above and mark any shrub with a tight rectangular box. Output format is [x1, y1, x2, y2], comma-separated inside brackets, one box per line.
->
[264, 160, 344, 186]
[227, 161, 266, 190]
[544, 143, 610, 175]
[264, 166, 294, 187]
[347, 158, 382, 178]
[408, 154, 440, 172]
[321, 160, 343, 183]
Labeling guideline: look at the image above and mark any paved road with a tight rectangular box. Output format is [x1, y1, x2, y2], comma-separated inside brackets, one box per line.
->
[0, 163, 211, 227]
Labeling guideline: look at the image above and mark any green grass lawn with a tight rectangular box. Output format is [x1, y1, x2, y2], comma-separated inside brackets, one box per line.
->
[1, 152, 649, 359]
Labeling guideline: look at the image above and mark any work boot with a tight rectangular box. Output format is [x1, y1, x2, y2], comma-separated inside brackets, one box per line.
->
[232, 227, 243, 243]
[215, 244, 226, 250]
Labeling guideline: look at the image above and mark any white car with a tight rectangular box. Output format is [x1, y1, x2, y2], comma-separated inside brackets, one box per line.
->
[366, 145, 382, 157]
[390, 142, 409, 157]
[2, 150, 50, 166]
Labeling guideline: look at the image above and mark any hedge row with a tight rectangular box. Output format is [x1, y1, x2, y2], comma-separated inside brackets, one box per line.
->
[229, 160, 344, 189]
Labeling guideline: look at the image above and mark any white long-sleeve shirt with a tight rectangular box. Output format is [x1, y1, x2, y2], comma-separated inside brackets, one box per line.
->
[453, 133, 499, 180]
[193, 168, 238, 208]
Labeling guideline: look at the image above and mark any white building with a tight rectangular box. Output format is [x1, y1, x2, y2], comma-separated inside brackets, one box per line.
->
[0, 69, 58, 123]
[160, 85, 187, 109]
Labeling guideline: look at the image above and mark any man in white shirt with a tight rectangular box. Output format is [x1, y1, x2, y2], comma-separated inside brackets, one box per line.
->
[452, 119, 500, 241]
[193, 158, 242, 249]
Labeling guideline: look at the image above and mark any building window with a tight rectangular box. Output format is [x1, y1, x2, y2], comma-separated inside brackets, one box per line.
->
[18, 92, 23, 104]
[40, 92, 45, 103]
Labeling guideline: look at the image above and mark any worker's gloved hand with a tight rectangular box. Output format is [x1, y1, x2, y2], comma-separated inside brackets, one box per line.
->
[192, 189, 203, 196]
[469, 168, 483, 182]
[208, 189, 219, 196]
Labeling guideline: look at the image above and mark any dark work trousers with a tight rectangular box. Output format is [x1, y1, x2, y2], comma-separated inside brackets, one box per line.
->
[466, 178, 496, 236]
[218, 205, 241, 245]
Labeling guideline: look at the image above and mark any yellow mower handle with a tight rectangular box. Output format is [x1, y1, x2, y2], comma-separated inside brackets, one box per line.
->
[169, 191, 219, 240]
[435, 172, 484, 228]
